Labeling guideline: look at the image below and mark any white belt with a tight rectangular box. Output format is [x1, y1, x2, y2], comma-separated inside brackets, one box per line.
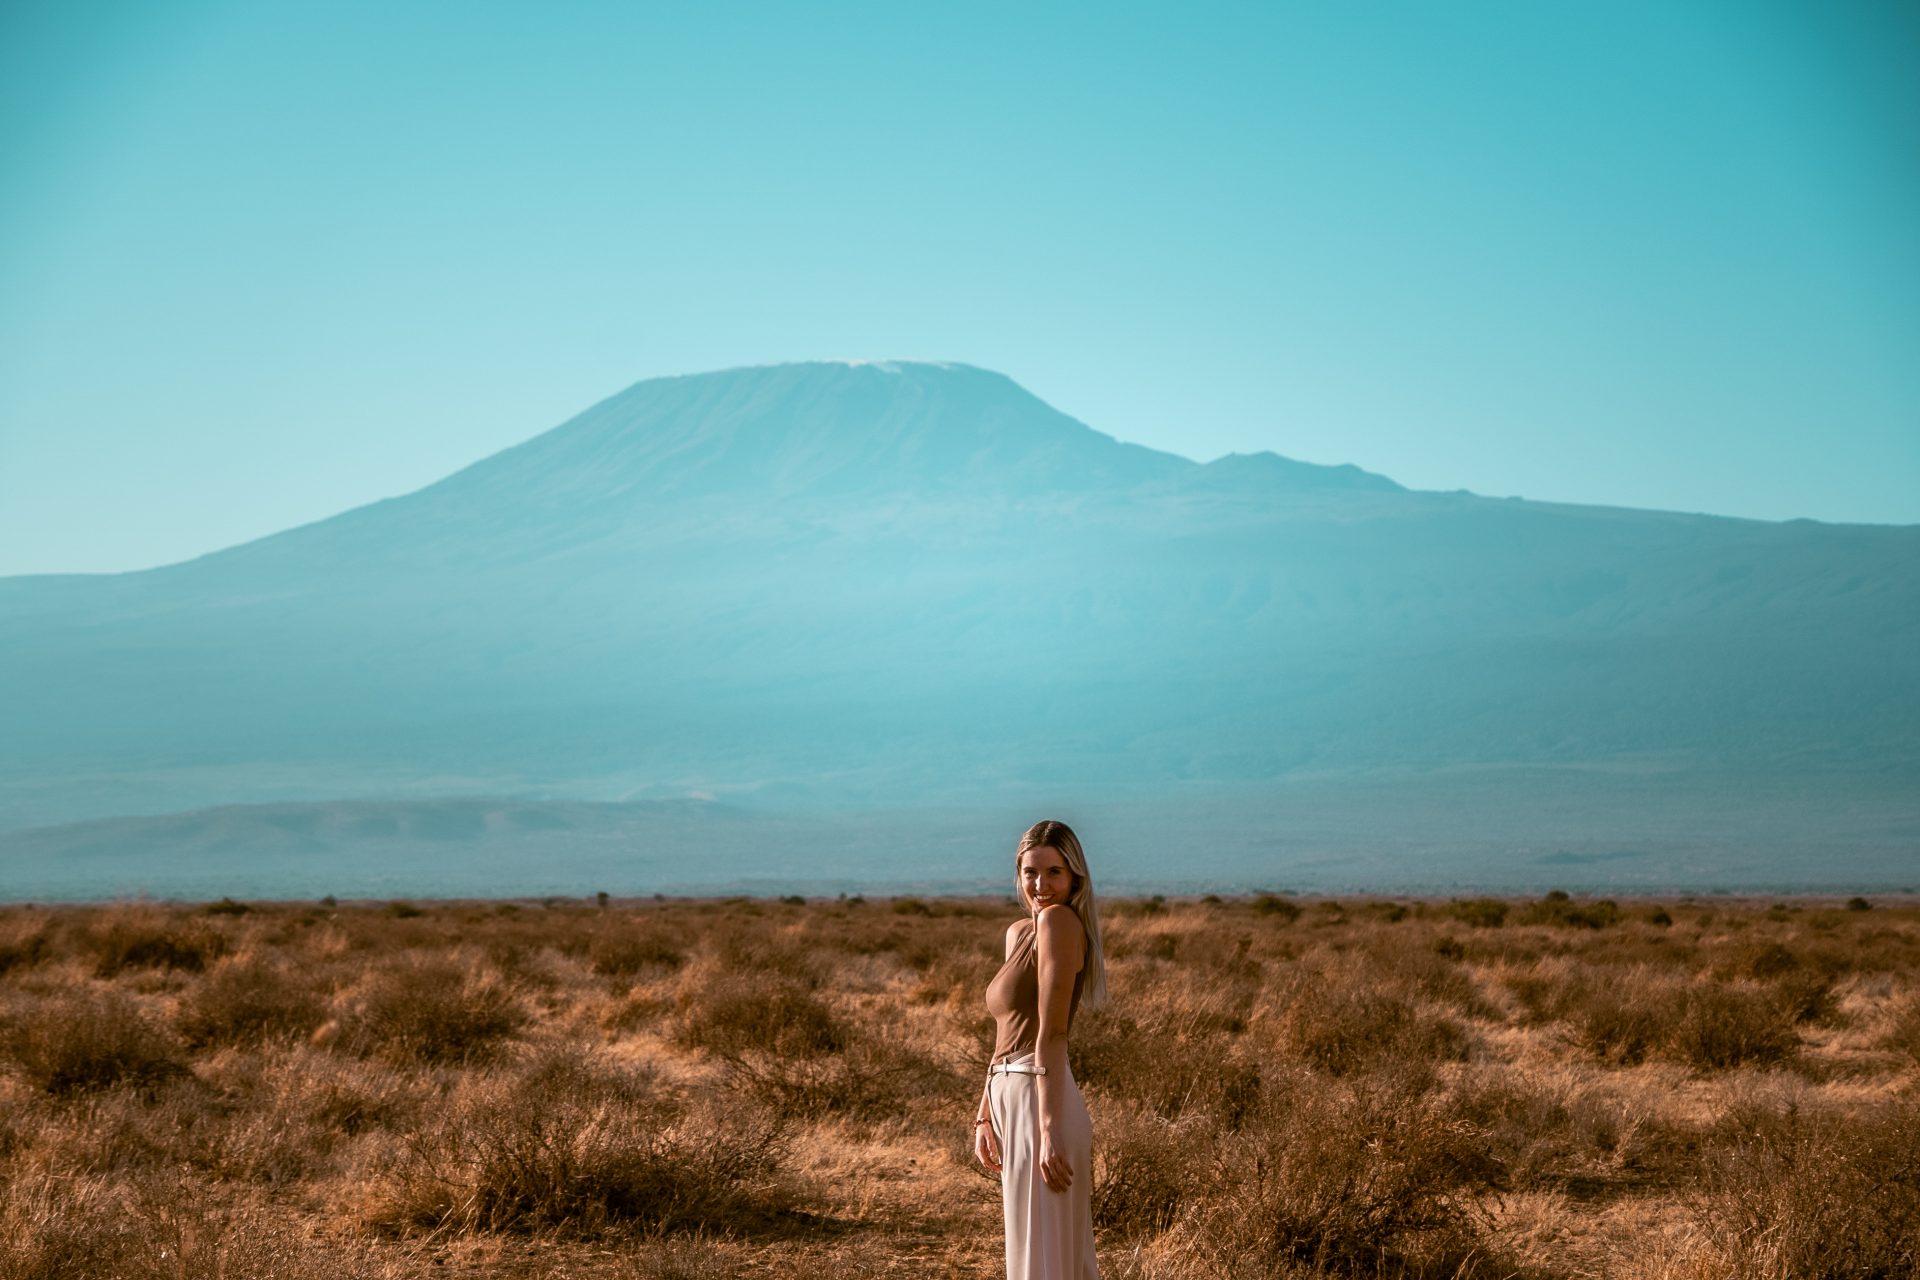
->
[989, 1059, 1047, 1076]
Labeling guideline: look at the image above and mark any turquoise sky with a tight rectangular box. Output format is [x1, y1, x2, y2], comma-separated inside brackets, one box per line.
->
[2, 1, 1916, 575]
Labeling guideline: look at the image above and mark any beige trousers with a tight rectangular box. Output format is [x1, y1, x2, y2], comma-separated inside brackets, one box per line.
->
[988, 1053, 1099, 1280]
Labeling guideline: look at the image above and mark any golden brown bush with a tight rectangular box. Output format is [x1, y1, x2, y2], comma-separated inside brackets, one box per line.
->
[329, 954, 525, 1065]
[612, 1233, 748, 1280]
[1517, 892, 1621, 929]
[0, 1169, 402, 1280]
[1501, 959, 1593, 1027]
[1357, 934, 1501, 1020]
[1447, 1070, 1699, 1194]
[1697, 1100, 1920, 1279]
[1557, 968, 1801, 1070]
[1181, 1069, 1507, 1276]
[674, 964, 956, 1117]
[176, 955, 328, 1048]
[675, 972, 844, 1060]
[1250, 893, 1301, 922]
[0, 985, 186, 1094]
[0, 1172, 142, 1280]
[719, 928, 831, 983]
[1882, 994, 1920, 1064]
[84, 906, 228, 977]
[1448, 898, 1508, 928]
[1073, 1000, 1262, 1126]
[1091, 1102, 1201, 1237]
[0, 915, 54, 977]
[723, 1033, 957, 1120]
[367, 1048, 788, 1237]
[591, 927, 688, 978]
[1263, 967, 1469, 1076]
[1666, 981, 1800, 1069]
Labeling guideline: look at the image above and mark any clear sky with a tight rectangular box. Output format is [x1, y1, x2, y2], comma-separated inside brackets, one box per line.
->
[2, 0, 1916, 576]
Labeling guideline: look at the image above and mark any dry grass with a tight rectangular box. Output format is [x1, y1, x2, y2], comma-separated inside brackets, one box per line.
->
[0, 984, 187, 1094]
[364, 1048, 789, 1237]
[0, 892, 1914, 1278]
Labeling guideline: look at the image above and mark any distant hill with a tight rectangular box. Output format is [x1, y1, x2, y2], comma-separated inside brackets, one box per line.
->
[1, 360, 1915, 891]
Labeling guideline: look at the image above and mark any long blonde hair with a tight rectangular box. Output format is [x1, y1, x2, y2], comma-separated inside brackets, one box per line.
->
[1014, 819, 1108, 1008]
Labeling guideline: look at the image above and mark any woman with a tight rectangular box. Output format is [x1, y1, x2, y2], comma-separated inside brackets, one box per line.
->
[974, 819, 1109, 1280]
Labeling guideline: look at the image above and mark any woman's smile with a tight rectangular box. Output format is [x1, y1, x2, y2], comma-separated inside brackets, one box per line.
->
[1018, 849, 1074, 910]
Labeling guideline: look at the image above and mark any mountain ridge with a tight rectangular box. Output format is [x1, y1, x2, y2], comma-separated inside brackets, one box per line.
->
[0, 360, 1913, 859]
[39, 360, 1398, 584]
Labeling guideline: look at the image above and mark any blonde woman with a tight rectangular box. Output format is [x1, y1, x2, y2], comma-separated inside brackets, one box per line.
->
[974, 819, 1108, 1280]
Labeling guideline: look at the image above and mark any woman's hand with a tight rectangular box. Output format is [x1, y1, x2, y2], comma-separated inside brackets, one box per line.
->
[1038, 1129, 1072, 1192]
[974, 1116, 1001, 1174]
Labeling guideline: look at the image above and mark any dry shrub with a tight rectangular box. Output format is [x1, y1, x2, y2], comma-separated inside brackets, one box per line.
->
[0, 1169, 400, 1280]
[675, 972, 844, 1060]
[675, 969, 951, 1116]
[1771, 971, 1839, 1025]
[1566, 990, 1674, 1066]
[330, 955, 525, 1065]
[1447, 1071, 1696, 1193]
[1449, 898, 1508, 928]
[1160, 926, 1261, 979]
[60, 1073, 254, 1178]
[85, 907, 228, 977]
[1563, 969, 1798, 1070]
[1359, 935, 1501, 1021]
[1740, 942, 1801, 979]
[368, 1048, 787, 1236]
[1073, 995, 1261, 1126]
[169, 1048, 423, 1185]
[824, 922, 919, 960]
[0, 1170, 141, 1279]
[1182, 1069, 1507, 1276]
[176, 955, 328, 1049]
[712, 929, 823, 985]
[1725, 942, 1840, 1024]
[1517, 893, 1620, 929]
[603, 986, 676, 1033]
[86, 1046, 420, 1183]
[1264, 967, 1468, 1076]
[720, 1034, 956, 1119]
[300, 1051, 421, 1136]
[1882, 994, 1920, 1063]
[1503, 958, 1600, 1028]
[1696, 1100, 1920, 1279]
[1569, 976, 1671, 1065]
[1251, 893, 1301, 922]
[0, 985, 186, 1094]
[591, 929, 687, 979]
[613, 1234, 746, 1280]
[0, 915, 55, 977]
[0, 896, 1912, 1279]
[1093, 1103, 1202, 1237]
[1667, 982, 1800, 1070]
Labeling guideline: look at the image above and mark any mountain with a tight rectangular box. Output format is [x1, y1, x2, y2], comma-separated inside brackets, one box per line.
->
[1, 360, 1915, 891]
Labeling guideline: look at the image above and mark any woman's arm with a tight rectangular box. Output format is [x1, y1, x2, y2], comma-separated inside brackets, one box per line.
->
[974, 1075, 1001, 1172]
[973, 919, 1027, 1173]
[1032, 903, 1086, 1193]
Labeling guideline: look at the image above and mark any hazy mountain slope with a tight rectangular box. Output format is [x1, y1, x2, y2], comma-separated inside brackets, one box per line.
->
[1, 361, 1914, 839]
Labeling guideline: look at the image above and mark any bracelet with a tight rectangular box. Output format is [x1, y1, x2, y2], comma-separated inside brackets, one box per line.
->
[974, 1117, 991, 1126]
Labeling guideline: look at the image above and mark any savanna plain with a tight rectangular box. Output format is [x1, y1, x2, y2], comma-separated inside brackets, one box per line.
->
[1, 891, 1916, 1280]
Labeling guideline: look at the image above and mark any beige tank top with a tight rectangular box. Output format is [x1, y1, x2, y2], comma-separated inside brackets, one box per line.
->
[985, 914, 1086, 1062]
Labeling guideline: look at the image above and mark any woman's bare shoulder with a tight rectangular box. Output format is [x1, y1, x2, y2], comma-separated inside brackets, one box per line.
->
[1003, 917, 1030, 958]
[1034, 903, 1086, 949]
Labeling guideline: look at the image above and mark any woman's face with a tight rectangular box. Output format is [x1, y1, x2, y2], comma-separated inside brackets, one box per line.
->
[1019, 847, 1076, 913]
